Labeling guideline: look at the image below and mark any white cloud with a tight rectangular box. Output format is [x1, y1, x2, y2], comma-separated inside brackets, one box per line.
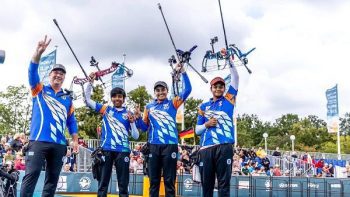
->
[0, 0, 349, 122]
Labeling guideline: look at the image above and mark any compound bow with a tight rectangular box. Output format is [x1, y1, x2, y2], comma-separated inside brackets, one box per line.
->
[201, 0, 256, 74]
[158, 3, 208, 97]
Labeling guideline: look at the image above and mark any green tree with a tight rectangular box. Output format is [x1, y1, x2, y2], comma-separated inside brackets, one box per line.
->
[127, 86, 152, 141]
[340, 112, 350, 140]
[75, 85, 105, 139]
[127, 86, 152, 111]
[289, 116, 331, 151]
[0, 85, 31, 134]
[236, 114, 266, 148]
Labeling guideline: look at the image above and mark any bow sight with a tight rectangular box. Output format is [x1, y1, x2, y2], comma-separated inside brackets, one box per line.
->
[202, 40, 256, 73]
[158, 3, 208, 96]
[202, 0, 256, 74]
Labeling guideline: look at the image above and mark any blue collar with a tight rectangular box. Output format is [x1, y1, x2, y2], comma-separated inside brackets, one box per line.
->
[209, 96, 224, 104]
[112, 106, 126, 113]
[153, 98, 169, 104]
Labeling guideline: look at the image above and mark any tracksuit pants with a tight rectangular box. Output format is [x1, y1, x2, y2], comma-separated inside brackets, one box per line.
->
[199, 143, 233, 197]
[98, 151, 130, 197]
[20, 141, 67, 197]
[148, 144, 178, 197]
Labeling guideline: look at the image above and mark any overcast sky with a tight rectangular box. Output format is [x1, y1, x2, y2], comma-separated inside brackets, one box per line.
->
[0, 0, 349, 121]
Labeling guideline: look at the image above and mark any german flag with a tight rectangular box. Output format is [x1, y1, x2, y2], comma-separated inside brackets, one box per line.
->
[179, 128, 194, 139]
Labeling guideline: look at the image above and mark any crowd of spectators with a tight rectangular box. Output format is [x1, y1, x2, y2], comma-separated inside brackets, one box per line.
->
[0, 133, 28, 171]
[3, 134, 350, 178]
[0, 133, 79, 173]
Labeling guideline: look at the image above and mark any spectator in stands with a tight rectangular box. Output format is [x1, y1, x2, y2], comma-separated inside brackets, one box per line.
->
[133, 157, 143, 174]
[129, 155, 138, 173]
[328, 163, 334, 177]
[346, 164, 350, 178]
[232, 155, 241, 175]
[291, 151, 298, 159]
[7, 134, 13, 144]
[257, 166, 267, 176]
[272, 147, 281, 157]
[249, 161, 257, 173]
[181, 153, 191, 174]
[180, 142, 192, 154]
[177, 161, 185, 175]
[63, 164, 71, 172]
[315, 159, 324, 169]
[266, 167, 273, 176]
[63, 149, 75, 172]
[272, 164, 282, 176]
[322, 163, 330, 177]
[14, 153, 26, 171]
[3, 143, 11, 154]
[19, 133, 27, 143]
[256, 147, 266, 158]
[241, 162, 250, 175]
[10, 133, 23, 152]
[73, 163, 78, 172]
[261, 154, 270, 170]
[0, 137, 6, 153]
[132, 144, 141, 157]
[3, 148, 14, 164]
[77, 138, 88, 148]
[284, 170, 290, 177]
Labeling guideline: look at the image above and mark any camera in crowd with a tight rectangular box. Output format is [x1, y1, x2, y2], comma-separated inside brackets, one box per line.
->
[0, 161, 20, 197]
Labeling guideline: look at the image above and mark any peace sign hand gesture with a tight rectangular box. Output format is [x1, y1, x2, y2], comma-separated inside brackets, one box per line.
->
[134, 104, 141, 119]
[127, 112, 136, 123]
[32, 35, 52, 63]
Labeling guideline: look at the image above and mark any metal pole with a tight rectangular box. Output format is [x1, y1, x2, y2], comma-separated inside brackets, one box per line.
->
[292, 140, 294, 152]
[264, 137, 267, 152]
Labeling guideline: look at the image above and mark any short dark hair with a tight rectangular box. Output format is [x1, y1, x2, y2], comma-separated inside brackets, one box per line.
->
[110, 87, 126, 98]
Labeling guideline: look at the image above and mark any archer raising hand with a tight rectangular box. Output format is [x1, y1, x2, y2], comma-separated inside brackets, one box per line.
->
[32, 35, 51, 63]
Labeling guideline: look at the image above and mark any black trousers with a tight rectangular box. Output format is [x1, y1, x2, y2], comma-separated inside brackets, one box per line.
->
[148, 144, 178, 197]
[98, 151, 130, 197]
[20, 141, 67, 197]
[199, 144, 233, 197]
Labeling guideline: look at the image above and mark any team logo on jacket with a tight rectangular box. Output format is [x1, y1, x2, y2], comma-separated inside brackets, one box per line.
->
[171, 152, 177, 159]
[122, 113, 128, 120]
[227, 159, 231, 165]
[124, 156, 129, 162]
[163, 103, 169, 110]
[205, 106, 210, 110]
[219, 101, 222, 106]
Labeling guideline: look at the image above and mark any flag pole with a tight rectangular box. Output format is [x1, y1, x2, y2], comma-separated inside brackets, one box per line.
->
[336, 84, 341, 160]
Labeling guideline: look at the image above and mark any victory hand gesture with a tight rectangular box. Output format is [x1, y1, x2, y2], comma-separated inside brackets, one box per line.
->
[127, 112, 136, 123]
[134, 104, 141, 119]
[32, 35, 52, 63]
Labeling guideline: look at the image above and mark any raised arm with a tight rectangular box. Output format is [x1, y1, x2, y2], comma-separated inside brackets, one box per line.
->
[127, 112, 140, 140]
[229, 57, 239, 91]
[173, 64, 192, 109]
[29, 35, 51, 95]
[134, 105, 150, 132]
[84, 82, 97, 110]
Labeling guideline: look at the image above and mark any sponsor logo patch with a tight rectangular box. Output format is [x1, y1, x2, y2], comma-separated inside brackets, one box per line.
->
[124, 156, 129, 162]
[171, 152, 177, 159]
